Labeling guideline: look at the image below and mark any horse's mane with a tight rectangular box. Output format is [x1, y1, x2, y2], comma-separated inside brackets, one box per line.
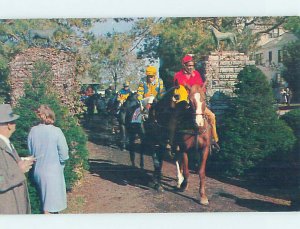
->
[189, 85, 206, 101]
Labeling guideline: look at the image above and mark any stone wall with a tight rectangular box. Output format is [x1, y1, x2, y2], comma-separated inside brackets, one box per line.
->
[8, 47, 80, 113]
[204, 51, 255, 113]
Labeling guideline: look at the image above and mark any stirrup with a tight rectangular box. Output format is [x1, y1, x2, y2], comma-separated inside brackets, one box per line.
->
[211, 141, 220, 151]
[166, 143, 172, 150]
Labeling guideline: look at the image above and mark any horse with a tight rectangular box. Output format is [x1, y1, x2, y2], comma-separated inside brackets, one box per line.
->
[28, 28, 61, 46]
[145, 83, 212, 203]
[119, 90, 175, 173]
[118, 92, 149, 167]
[175, 84, 212, 205]
[95, 94, 107, 116]
[144, 87, 185, 191]
[105, 95, 121, 134]
[209, 25, 236, 50]
[81, 94, 97, 124]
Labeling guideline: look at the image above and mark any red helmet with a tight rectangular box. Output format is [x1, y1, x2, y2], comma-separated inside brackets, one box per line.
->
[182, 55, 193, 65]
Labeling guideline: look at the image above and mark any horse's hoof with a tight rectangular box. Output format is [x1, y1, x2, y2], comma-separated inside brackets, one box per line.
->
[200, 197, 209, 206]
[179, 180, 188, 191]
[164, 149, 175, 160]
[155, 184, 164, 193]
[177, 175, 184, 189]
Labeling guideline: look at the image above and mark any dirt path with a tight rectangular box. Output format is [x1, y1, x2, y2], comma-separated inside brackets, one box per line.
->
[64, 117, 293, 213]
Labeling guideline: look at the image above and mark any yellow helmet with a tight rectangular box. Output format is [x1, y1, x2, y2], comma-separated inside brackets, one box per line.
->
[146, 66, 157, 76]
[123, 81, 129, 87]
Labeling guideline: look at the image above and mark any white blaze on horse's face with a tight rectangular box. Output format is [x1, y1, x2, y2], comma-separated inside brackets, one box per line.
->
[193, 92, 204, 127]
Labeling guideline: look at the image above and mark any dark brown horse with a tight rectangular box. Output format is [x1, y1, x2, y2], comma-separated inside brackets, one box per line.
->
[176, 84, 211, 205]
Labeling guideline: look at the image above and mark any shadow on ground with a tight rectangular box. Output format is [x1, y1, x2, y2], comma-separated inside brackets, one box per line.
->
[89, 159, 152, 190]
[219, 192, 291, 212]
[88, 158, 197, 203]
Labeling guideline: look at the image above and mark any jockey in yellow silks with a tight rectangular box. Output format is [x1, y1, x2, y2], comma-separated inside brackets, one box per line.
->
[117, 81, 131, 105]
[137, 66, 166, 110]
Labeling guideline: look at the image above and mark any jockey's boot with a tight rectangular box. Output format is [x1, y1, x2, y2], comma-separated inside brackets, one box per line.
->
[165, 139, 172, 150]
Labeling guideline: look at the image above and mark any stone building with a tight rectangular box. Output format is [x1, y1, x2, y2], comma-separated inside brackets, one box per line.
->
[8, 47, 80, 113]
[204, 51, 255, 113]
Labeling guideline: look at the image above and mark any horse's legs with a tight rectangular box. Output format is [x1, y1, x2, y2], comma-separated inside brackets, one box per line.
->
[174, 150, 184, 188]
[140, 150, 144, 169]
[199, 146, 210, 205]
[176, 160, 184, 188]
[152, 146, 164, 192]
[120, 124, 127, 150]
[128, 131, 136, 167]
[139, 124, 146, 169]
[181, 151, 189, 190]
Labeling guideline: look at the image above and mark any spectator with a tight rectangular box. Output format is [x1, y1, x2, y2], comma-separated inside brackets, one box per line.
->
[286, 87, 292, 106]
[280, 88, 287, 104]
[0, 104, 34, 214]
[28, 105, 69, 214]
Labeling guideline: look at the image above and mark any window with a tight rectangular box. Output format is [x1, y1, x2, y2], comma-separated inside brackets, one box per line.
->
[269, 51, 272, 65]
[255, 53, 263, 65]
[278, 50, 283, 63]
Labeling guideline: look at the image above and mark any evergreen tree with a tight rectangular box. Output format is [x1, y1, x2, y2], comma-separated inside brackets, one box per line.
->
[282, 40, 300, 102]
[11, 61, 89, 213]
[213, 65, 296, 176]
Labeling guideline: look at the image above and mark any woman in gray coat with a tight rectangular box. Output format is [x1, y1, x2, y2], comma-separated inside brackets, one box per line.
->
[28, 105, 69, 214]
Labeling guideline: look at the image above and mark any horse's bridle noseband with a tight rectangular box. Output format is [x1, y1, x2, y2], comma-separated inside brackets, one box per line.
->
[194, 113, 205, 116]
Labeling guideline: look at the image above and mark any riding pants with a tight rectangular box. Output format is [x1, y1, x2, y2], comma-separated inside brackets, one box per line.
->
[205, 108, 219, 143]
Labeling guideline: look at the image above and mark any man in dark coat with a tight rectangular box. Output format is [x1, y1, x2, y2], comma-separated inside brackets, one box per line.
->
[0, 104, 34, 214]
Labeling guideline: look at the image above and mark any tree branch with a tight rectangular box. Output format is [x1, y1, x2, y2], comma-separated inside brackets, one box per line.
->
[257, 17, 288, 34]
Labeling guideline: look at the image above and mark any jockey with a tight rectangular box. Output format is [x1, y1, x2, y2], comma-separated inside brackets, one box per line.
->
[105, 84, 116, 100]
[172, 55, 220, 150]
[117, 81, 131, 105]
[137, 66, 166, 110]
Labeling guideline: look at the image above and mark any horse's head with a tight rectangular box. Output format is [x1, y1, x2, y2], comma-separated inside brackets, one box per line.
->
[123, 92, 139, 110]
[189, 84, 206, 127]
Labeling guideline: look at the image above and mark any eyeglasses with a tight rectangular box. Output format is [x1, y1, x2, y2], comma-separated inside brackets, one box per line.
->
[147, 75, 155, 78]
[185, 64, 194, 67]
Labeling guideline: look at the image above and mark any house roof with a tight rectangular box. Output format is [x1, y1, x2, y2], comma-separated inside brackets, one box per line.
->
[259, 32, 298, 50]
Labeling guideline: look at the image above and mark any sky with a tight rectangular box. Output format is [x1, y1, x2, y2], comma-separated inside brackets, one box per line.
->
[91, 19, 134, 36]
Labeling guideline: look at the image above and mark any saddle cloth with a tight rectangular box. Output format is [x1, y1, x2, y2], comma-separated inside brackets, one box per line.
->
[131, 107, 143, 124]
[174, 85, 189, 103]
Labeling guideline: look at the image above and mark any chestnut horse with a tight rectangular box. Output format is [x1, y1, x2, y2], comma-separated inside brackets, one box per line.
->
[176, 84, 211, 205]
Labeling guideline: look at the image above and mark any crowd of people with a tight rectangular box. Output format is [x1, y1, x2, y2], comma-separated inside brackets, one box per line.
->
[1, 54, 220, 214]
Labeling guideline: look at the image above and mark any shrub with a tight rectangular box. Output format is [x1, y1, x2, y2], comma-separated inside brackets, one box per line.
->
[211, 65, 296, 176]
[11, 61, 89, 213]
[281, 109, 300, 159]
